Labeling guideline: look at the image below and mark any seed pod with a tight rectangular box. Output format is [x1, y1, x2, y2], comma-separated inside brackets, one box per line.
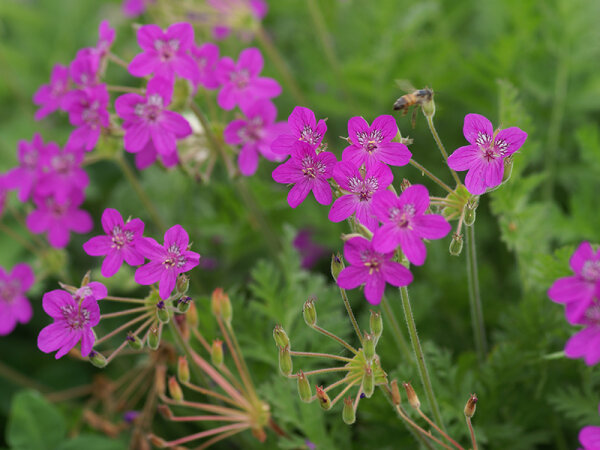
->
[156, 301, 170, 323]
[464, 393, 478, 418]
[148, 434, 168, 448]
[363, 332, 376, 362]
[315, 386, 331, 410]
[303, 298, 317, 327]
[362, 366, 375, 398]
[177, 296, 191, 313]
[273, 325, 290, 348]
[186, 301, 198, 328]
[176, 274, 189, 295]
[449, 233, 463, 256]
[390, 380, 401, 405]
[211, 339, 224, 367]
[279, 345, 293, 376]
[342, 396, 356, 425]
[464, 198, 478, 226]
[403, 382, 420, 409]
[331, 253, 345, 281]
[168, 376, 184, 402]
[177, 356, 190, 384]
[89, 351, 107, 368]
[126, 332, 144, 350]
[155, 365, 167, 396]
[148, 326, 161, 350]
[297, 371, 312, 403]
[370, 310, 383, 343]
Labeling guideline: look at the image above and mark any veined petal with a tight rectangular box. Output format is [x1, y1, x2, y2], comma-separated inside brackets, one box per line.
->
[413, 214, 451, 240]
[447, 145, 480, 171]
[463, 113, 493, 146]
[494, 127, 527, 156]
[328, 195, 357, 222]
[272, 159, 302, 184]
[364, 273, 386, 305]
[398, 230, 427, 266]
[382, 261, 413, 287]
[38, 322, 71, 354]
[343, 236, 372, 266]
[570, 241, 594, 274]
[371, 190, 399, 222]
[371, 115, 399, 142]
[399, 185, 430, 215]
[11, 263, 34, 291]
[312, 178, 332, 205]
[101, 251, 124, 278]
[238, 47, 263, 77]
[164, 224, 189, 251]
[42, 290, 74, 319]
[160, 111, 192, 138]
[128, 53, 158, 77]
[135, 261, 164, 285]
[372, 223, 402, 254]
[137, 237, 166, 260]
[101, 208, 124, 234]
[464, 162, 487, 195]
[484, 157, 504, 189]
[289, 106, 317, 137]
[159, 270, 177, 299]
[337, 265, 368, 290]
[347, 116, 369, 142]
[83, 235, 112, 256]
[238, 143, 260, 176]
[287, 179, 312, 208]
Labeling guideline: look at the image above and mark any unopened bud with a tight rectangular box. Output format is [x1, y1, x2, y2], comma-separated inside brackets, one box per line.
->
[156, 301, 170, 323]
[177, 296, 191, 313]
[303, 298, 317, 327]
[157, 405, 172, 419]
[315, 386, 331, 410]
[502, 156, 513, 183]
[422, 92, 435, 118]
[176, 274, 189, 295]
[148, 326, 161, 350]
[363, 332, 375, 362]
[464, 198, 478, 226]
[155, 365, 167, 396]
[331, 253, 345, 281]
[370, 310, 383, 343]
[272, 325, 289, 348]
[464, 393, 478, 418]
[177, 356, 190, 384]
[279, 345, 293, 376]
[297, 371, 312, 402]
[211, 339, 224, 367]
[89, 351, 107, 368]
[126, 332, 144, 350]
[168, 376, 184, 402]
[186, 301, 198, 328]
[390, 380, 401, 405]
[403, 382, 420, 409]
[148, 434, 168, 448]
[362, 366, 375, 398]
[400, 178, 411, 192]
[449, 233, 463, 256]
[342, 396, 356, 424]
[211, 288, 232, 324]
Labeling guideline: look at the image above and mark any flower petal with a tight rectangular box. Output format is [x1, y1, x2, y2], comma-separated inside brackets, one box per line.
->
[463, 113, 493, 146]
[328, 195, 357, 222]
[364, 273, 386, 305]
[399, 230, 427, 266]
[447, 145, 479, 171]
[83, 235, 112, 256]
[101, 250, 124, 278]
[135, 261, 164, 285]
[495, 127, 527, 156]
[164, 224, 189, 250]
[287, 179, 312, 208]
[337, 266, 367, 290]
[413, 214, 451, 240]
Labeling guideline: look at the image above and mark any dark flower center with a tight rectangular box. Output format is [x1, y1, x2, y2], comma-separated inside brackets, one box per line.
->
[389, 204, 416, 228]
[60, 303, 91, 330]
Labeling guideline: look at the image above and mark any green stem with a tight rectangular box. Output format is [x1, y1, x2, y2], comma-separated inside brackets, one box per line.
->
[409, 160, 454, 194]
[380, 296, 413, 363]
[312, 325, 358, 354]
[466, 224, 487, 362]
[425, 116, 461, 186]
[399, 286, 444, 430]
[339, 287, 363, 344]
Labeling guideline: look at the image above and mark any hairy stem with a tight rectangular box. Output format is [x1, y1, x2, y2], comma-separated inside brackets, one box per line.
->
[466, 224, 487, 362]
[425, 115, 461, 186]
[380, 296, 413, 363]
[339, 287, 363, 344]
[409, 159, 454, 194]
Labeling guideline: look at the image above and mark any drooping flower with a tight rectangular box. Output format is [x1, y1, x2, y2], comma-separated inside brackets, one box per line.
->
[548, 242, 600, 324]
[63, 84, 110, 151]
[216, 47, 281, 111]
[447, 113, 527, 195]
[272, 141, 337, 208]
[4, 134, 47, 202]
[83, 208, 145, 277]
[26, 188, 93, 248]
[579, 405, 600, 449]
[95, 20, 115, 59]
[342, 115, 411, 168]
[271, 106, 327, 155]
[33, 64, 71, 120]
[135, 225, 200, 299]
[190, 43, 221, 90]
[128, 23, 199, 83]
[208, 0, 268, 41]
[337, 236, 412, 305]
[371, 185, 451, 265]
[0, 264, 34, 336]
[70, 48, 100, 88]
[223, 99, 288, 176]
[115, 77, 192, 159]
[328, 160, 393, 231]
[36, 144, 89, 204]
[38, 288, 101, 359]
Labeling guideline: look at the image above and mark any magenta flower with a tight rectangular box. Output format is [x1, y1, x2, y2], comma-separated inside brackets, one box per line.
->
[122, 0, 153, 17]
[63, 84, 110, 152]
[447, 113, 527, 195]
[95, 20, 115, 59]
[371, 185, 451, 265]
[128, 23, 199, 83]
[224, 99, 288, 176]
[190, 43, 221, 90]
[115, 77, 192, 158]
[293, 228, 327, 270]
[579, 406, 600, 449]
[4, 134, 47, 202]
[134, 141, 180, 170]
[328, 160, 393, 231]
[272, 141, 337, 208]
[342, 115, 411, 168]
[134, 225, 200, 299]
[0, 175, 8, 217]
[337, 236, 412, 305]
[33, 64, 71, 120]
[70, 48, 100, 88]
[36, 145, 89, 204]
[0, 264, 34, 336]
[26, 189, 93, 248]
[271, 106, 327, 156]
[83, 208, 145, 277]
[548, 242, 600, 324]
[208, 0, 267, 40]
[564, 299, 600, 366]
[216, 47, 281, 111]
[38, 288, 103, 359]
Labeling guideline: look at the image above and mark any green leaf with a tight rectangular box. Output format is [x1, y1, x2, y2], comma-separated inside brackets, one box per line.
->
[56, 435, 128, 450]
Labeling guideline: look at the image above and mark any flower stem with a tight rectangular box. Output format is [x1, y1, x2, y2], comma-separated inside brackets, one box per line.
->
[466, 416, 478, 450]
[395, 404, 452, 450]
[100, 306, 149, 320]
[330, 377, 360, 407]
[104, 296, 147, 304]
[409, 159, 454, 194]
[295, 366, 349, 377]
[380, 296, 413, 363]
[339, 287, 363, 344]
[107, 52, 130, 70]
[0, 222, 42, 256]
[162, 423, 250, 448]
[417, 408, 464, 450]
[425, 115, 461, 186]
[323, 374, 361, 393]
[312, 325, 358, 354]
[95, 313, 152, 346]
[289, 350, 353, 363]
[399, 286, 444, 430]
[183, 382, 243, 409]
[0, 361, 48, 392]
[466, 224, 487, 362]
[106, 85, 145, 94]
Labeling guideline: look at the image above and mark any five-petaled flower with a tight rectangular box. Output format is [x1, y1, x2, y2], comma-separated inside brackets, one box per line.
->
[271, 106, 327, 156]
[0, 264, 35, 336]
[36, 145, 89, 205]
[447, 113, 527, 195]
[63, 84, 110, 152]
[190, 42, 221, 90]
[33, 64, 71, 120]
[5, 134, 47, 202]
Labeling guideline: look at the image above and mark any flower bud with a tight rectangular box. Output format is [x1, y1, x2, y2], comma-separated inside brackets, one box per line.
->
[279, 345, 293, 376]
[390, 380, 401, 405]
[148, 326, 161, 350]
[177, 296, 191, 313]
[315, 386, 331, 410]
[342, 396, 356, 425]
[369, 310, 383, 343]
[177, 356, 190, 384]
[272, 325, 290, 348]
[363, 332, 376, 362]
[303, 298, 317, 327]
[176, 274, 189, 295]
[211, 288, 232, 324]
[362, 366, 375, 398]
[403, 382, 420, 409]
[400, 178, 411, 192]
[89, 351, 107, 368]
[464, 393, 478, 418]
[156, 301, 170, 323]
[126, 332, 144, 350]
[155, 365, 167, 396]
[168, 376, 184, 402]
[211, 339, 224, 367]
[297, 371, 312, 402]
[464, 198, 478, 226]
[449, 233, 463, 256]
[502, 156, 513, 183]
[186, 301, 198, 328]
[331, 253, 345, 281]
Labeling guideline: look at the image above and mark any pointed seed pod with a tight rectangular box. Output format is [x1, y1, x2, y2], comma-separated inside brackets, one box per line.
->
[177, 356, 190, 384]
[126, 332, 144, 350]
[279, 345, 293, 376]
[315, 386, 332, 410]
[89, 351, 107, 368]
[157, 405, 173, 419]
[502, 156, 513, 183]
[331, 253, 345, 281]
[464, 198, 478, 226]
[211, 288, 232, 324]
[390, 380, 401, 405]
[186, 301, 198, 328]
[81, 270, 91, 287]
[449, 233, 464, 256]
[303, 298, 317, 327]
[297, 371, 312, 402]
[400, 178, 412, 192]
[370, 310, 383, 343]
[168, 376, 184, 402]
[403, 382, 420, 409]
[464, 393, 478, 418]
[148, 326, 161, 350]
[211, 339, 224, 367]
[362, 366, 375, 398]
[363, 332, 376, 362]
[273, 325, 290, 348]
[177, 296, 191, 313]
[156, 301, 170, 323]
[155, 365, 167, 396]
[342, 396, 356, 425]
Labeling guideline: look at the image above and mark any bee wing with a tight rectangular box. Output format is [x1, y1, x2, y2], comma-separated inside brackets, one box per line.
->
[394, 79, 416, 93]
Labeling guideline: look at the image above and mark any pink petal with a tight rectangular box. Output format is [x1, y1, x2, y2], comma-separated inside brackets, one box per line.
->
[382, 261, 413, 287]
[494, 127, 527, 156]
[355, 202, 379, 232]
[125, 218, 145, 236]
[347, 116, 370, 141]
[464, 162, 487, 195]
[48, 223, 70, 248]
[128, 53, 158, 77]
[55, 332, 81, 359]
[580, 426, 600, 449]
[463, 113, 493, 146]
[38, 322, 70, 354]
[101, 250, 124, 277]
[312, 178, 332, 205]
[115, 93, 144, 119]
[399, 184, 430, 215]
[159, 270, 177, 299]
[413, 214, 451, 240]
[328, 195, 357, 222]
[80, 329, 95, 357]
[364, 273, 386, 305]
[548, 277, 593, 304]
[164, 224, 189, 250]
[81, 296, 101, 325]
[136, 237, 165, 259]
[484, 157, 504, 188]
[250, 77, 282, 99]
[101, 208, 124, 234]
[217, 84, 237, 110]
[42, 290, 74, 318]
[161, 111, 192, 138]
[399, 230, 427, 266]
[447, 145, 479, 171]
[11, 263, 34, 291]
[224, 119, 247, 145]
[272, 159, 302, 184]
[376, 142, 411, 167]
[372, 223, 402, 254]
[151, 127, 177, 155]
[166, 22, 194, 49]
[371, 115, 398, 142]
[135, 261, 164, 285]
[343, 236, 372, 265]
[365, 162, 393, 189]
[341, 145, 366, 167]
[289, 106, 317, 136]
[124, 122, 151, 153]
[180, 250, 201, 272]
[571, 241, 594, 274]
[83, 235, 112, 256]
[85, 282, 107, 302]
[14, 297, 33, 323]
[238, 47, 263, 77]
[137, 24, 164, 51]
[371, 190, 399, 222]
[173, 55, 201, 82]
[288, 179, 312, 208]
[67, 210, 93, 233]
[271, 134, 297, 155]
[238, 143, 260, 176]
[333, 160, 360, 190]
[123, 246, 145, 266]
[337, 265, 368, 290]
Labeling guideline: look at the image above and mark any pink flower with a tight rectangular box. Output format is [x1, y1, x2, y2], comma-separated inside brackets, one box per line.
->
[38, 286, 105, 359]
[216, 47, 281, 111]
[4, 134, 48, 202]
[70, 49, 100, 88]
[224, 99, 288, 176]
[0, 175, 8, 217]
[564, 299, 600, 366]
[0, 264, 34, 336]
[271, 106, 327, 155]
[371, 185, 451, 265]
[122, 0, 153, 17]
[33, 64, 71, 120]
[447, 113, 527, 195]
[83, 208, 145, 278]
[63, 85, 110, 151]
[208, 0, 267, 40]
[128, 23, 199, 83]
[95, 20, 115, 59]
[26, 189, 93, 248]
[135, 225, 201, 299]
[343, 115, 411, 168]
[36, 145, 89, 204]
[115, 77, 192, 160]
[190, 43, 221, 90]
[328, 160, 393, 231]
[293, 228, 327, 270]
[272, 141, 337, 208]
[134, 141, 180, 170]
[579, 406, 600, 449]
[337, 236, 412, 305]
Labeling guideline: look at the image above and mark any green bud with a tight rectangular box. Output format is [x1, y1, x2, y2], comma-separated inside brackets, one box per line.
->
[369, 310, 383, 343]
[363, 332, 376, 362]
[178, 356, 190, 384]
[148, 326, 161, 350]
[272, 325, 290, 348]
[362, 366, 375, 398]
[502, 156, 513, 183]
[331, 252, 345, 281]
[315, 386, 331, 410]
[422, 96, 436, 118]
[89, 351, 107, 368]
[342, 396, 356, 425]
[464, 198, 478, 226]
[449, 233, 463, 256]
[177, 296, 191, 313]
[156, 301, 170, 323]
[303, 298, 317, 327]
[126, 332, 144, 350]
[176, 274, 189, 295]
[278, 345, 293, 377]
[168, 376, 184, 402]
[211, 339, 224, 367]
[297, 371, 312, 402]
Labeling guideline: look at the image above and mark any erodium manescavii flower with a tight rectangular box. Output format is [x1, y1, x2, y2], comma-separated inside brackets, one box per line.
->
[38, 287, 102, 359]
[36, 144, 89, 204]
[272, 141, 337, 208]
[0, 264, 34, 336]
[579, 405, 600, 449]
[83, 208, 145, 277]
[447, 113, 527, 195]
[128, 23, 199, 83]
[134, 225, 200, 299]
[115, 77, 192, 160]
[342, 115, 411, 168]
[328, 160, 393, 231]
[223, 99, 288, 176]
[216, 47, 281, 110]
[5, 134, 49, 202]
[134, 141, 180, 170]
[548, 241, 600, 324]
[337, 236, 413, 305]
[33, 64, 71, 120]
[190, 42, 221, 90]
[271, 106, 327, 156]
[63, 84, 110, 151]
[371, 185, 451, 265]
[70, 49, 100, 88]
[563, 298, 600, 366]
[95, 20, 115, 59]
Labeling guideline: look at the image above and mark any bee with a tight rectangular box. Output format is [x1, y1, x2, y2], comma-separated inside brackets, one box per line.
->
[393, 80, 434, 128]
